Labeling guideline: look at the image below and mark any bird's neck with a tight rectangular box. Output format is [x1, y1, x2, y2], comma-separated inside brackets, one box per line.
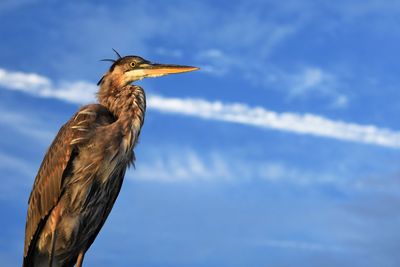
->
[97, 82, 146, 135]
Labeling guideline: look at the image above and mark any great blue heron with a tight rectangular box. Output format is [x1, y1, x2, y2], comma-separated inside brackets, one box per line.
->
[23, 50, 198, 267]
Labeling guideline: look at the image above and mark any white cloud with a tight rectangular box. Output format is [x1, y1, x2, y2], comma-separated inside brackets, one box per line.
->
[0, 68, 51, 91]
[0, 68, 97, 103]
[1, 68, 400, 148]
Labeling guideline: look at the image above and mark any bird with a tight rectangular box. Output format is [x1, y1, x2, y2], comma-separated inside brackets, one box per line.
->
[22, 49, 198, 267]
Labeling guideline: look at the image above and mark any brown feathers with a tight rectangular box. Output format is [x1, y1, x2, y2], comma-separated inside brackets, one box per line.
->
[23, 105, 115, 262]
[23, 54, 151, 267]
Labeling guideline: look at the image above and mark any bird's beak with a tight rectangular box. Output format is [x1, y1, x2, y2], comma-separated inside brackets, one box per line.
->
[139, 63, 199, 77]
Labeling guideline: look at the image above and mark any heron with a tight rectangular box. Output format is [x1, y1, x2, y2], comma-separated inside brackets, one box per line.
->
[22, 50, 198, 267]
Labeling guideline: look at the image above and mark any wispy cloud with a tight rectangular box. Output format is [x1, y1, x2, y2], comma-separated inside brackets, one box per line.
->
[281, 66, 349, 108]
[0, 0, 36, 14]
[133, 150, 230, 182]
[154, 47, 183, 59]
[1, 67, 400, 148]
[0, 151, 33, 177]
[0, 107, 53, 142]
[131, 148, 341, 186]
[243, 64, 349, 108]
[0, 151, 34, 200]
[132, 147, 398, 194]
[252, 238, 345, 252]
[195, 49, 237, 76]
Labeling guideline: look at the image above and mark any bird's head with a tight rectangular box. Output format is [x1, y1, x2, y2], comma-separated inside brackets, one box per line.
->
[98, 50, 198, 87]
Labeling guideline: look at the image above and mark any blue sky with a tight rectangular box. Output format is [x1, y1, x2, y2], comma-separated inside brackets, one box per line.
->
[1, 1, 400, 266]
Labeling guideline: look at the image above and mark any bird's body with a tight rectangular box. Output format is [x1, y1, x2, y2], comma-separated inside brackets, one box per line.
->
[23, 53, 197, 267]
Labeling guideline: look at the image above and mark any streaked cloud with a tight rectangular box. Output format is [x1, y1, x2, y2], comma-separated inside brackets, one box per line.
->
[148, 95, 400, 148]
[1, 67, 400, 148]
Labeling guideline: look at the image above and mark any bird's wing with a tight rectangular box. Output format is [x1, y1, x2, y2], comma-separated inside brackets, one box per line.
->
[84, 167, 127, 253]
[23, 104, 115, 261]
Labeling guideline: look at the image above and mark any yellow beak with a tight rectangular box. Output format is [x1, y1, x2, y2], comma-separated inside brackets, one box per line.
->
[140, 63, 199, 76]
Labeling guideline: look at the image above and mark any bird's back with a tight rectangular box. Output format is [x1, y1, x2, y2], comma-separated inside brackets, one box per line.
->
[23, 103, 134, 266]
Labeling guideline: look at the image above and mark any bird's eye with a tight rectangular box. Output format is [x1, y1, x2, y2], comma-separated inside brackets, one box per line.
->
[130, 62, 136, 68]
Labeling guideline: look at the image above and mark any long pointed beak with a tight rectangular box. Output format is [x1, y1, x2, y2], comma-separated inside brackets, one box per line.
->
[140, 63, 199, 77]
